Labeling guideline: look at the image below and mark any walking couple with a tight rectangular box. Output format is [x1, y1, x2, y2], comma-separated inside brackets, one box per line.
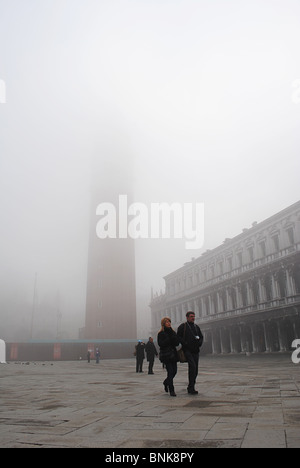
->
[157, 312, 203, 397]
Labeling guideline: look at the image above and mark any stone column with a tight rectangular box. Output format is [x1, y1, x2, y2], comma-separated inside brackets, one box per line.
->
[193, 299, 200, 317]
[220, 327, 231, 354]
[277, 319, 288, 352]
[207, 295, 212, 316]
[180, 304, 185, 322]
[263, 321, 272, 353]
[251, 324, 259, 353]
[258, 278, 265, 302]
[240, 325, 247, 353]
[247, 281, 254, 305]
[226, 288, 232, 310]
[271, 274, 278, 299]
[217, 292, 222, 313]
[211, 328, 221, 354]
[230, 326, 241, 354]
[236, 284, 243, 308]
[240, 324, 252, 353]
[199, 297, 204, 318]
[286, 267, 295, 296]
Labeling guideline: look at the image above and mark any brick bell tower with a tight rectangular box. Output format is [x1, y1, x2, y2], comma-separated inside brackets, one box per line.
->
[84, 124, 137, 340]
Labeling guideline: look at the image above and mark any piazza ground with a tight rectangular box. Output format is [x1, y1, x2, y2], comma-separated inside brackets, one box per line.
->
[0, 354, 299, 448]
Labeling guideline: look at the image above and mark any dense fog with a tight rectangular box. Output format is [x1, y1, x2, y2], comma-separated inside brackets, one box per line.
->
[0, 0, 299, 341]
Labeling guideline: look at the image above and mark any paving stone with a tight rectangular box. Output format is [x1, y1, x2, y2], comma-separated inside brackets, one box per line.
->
[0, 354, 299, 448]
[241, 429, 286, 448]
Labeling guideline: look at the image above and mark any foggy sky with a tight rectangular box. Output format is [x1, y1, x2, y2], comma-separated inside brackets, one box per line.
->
[0, 0, 300, 340]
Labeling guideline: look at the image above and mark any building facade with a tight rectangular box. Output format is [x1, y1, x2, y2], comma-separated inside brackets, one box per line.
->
[150, 201, 300, 354]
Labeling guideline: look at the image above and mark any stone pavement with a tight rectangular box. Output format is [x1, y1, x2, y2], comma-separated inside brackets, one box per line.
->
[0, 354, 299, 448]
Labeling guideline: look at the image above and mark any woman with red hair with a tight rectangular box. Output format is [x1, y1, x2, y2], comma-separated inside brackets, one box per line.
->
[157, 317, 180, 397]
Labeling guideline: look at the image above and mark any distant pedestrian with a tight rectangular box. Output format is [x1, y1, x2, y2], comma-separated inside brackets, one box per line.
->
[135, 340, 145, 373]
[157, 317, 180, 397]
[145, 337, 158, 374]
[87, 350, 91, 363]
[95, 348, 100, 364]
[177, 311, 203, 395]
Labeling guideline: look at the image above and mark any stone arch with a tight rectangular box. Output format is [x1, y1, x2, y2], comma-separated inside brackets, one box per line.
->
[211, 328, 222, 354]
[243, 325, 253, 353]
[203, 330, 213, 354]
[252, 323, 266, 353]
[277, 269, 287, 298]
[280, 318, 296, 351]
[293, 264, 300, 293]
[220, 327, 231, 353]
[230, 325, 242, 353]
[264, 320, 280, 352]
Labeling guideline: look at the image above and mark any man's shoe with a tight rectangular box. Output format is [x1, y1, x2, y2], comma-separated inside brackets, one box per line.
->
[188, 388, 198, 395]
[170, 391, 177, 397]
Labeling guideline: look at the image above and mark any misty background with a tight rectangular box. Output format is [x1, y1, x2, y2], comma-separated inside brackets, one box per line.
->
[0, 0, 299, 341]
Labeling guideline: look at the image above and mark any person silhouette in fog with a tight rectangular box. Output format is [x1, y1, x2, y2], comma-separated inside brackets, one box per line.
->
[177, 311, 203, 395]
[145, 337, 158, 374]
[135, 340, 145, 373]
[157, 317, 179, 397]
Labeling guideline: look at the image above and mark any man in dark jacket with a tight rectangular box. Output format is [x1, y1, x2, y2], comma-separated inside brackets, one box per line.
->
[177, 311, 203, 395]
[145, 337, 158, 374]
[135, 341, 145, 373]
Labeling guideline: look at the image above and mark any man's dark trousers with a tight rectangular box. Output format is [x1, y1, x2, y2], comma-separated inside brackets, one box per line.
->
[148, 357, 155, 374]
[185, 350, 199, 391]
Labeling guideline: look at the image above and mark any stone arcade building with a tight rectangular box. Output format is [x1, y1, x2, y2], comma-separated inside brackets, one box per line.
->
[150, 201, 300, 354]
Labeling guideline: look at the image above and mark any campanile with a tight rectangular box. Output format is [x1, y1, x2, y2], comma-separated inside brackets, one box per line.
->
[84, 125, 137, 340]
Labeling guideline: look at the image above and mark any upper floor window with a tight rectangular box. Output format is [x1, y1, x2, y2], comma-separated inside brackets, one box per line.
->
[259, 240, 266, 257]
[272, 234, 280, 253]
[227, 256, 233, 271]
[247, 246, 254, 263]
[286, 227, 295, 245]
[237, 251, 243, 267]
